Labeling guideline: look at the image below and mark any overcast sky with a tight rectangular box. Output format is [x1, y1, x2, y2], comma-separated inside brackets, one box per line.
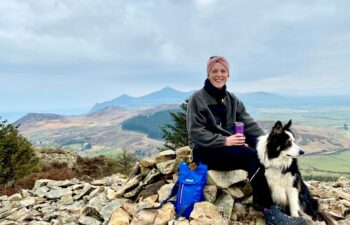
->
[1, 0, 350, 121]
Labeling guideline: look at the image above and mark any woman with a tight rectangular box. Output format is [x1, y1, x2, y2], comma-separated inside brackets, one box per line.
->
[186, 56, 307, 225]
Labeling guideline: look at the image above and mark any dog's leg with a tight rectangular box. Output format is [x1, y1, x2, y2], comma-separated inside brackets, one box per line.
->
[288, 188, 301, 217]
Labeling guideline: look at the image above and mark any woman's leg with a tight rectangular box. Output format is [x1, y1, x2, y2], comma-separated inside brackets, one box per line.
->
[192, 146, 273, 208]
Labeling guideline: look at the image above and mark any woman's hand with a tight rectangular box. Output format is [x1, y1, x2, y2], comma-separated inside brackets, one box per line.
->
[224, 134, 247, 146]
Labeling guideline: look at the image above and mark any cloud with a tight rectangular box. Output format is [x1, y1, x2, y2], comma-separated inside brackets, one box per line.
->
[0, 0, 349, 118]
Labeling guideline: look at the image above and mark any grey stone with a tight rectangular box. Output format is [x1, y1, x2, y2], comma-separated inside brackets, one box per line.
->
[115, 175, 143, 197]
[124, 183, 144, 198]
[8, 193, 22, 201]
[207, 170, 248, 188]
[79, 216, 102, 225]
[156, 160, 176, 175]
[6, 207, 29, 221]
[82, 206, 103, 221]
[100, 199, 128, 221]
[158, 183, 175, 202]
[33, 179, 52, 190]
[74, 183, 93, 200]
[155, 150, 176, 164]
[143, 168, 161, 185]
[33, 186, 49, 198]
[47, 187, 67, 199]
[203, 185, 217, 203]
[140, 156, 156, 168]
[87, 193, 108, 212]
[19, 196, 36, 207]
[214, 192, 234, 222]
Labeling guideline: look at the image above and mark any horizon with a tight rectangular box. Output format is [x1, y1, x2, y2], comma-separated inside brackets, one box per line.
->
[1, 1, 350, 122]
[3, 86, 350, 123]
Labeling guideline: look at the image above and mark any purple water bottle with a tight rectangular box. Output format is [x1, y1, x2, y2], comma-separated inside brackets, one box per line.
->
[235, 122, 244, 134]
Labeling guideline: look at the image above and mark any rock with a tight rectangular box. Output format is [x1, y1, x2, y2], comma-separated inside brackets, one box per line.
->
[106, 188, 117, 200]
[108, 208, 130, 225]
[207, 170, 247, 188]
[124, 183, 144, 198]
[233, 203, 247, 220]
[115, 175, 143, 197]
[87, 193, 109, 212]
[6, 207, 30, 221]
[130, 210, 157, 225]
[158, 183, 175, 202]
[157, 160, 176, 175]
[123, 202, 137, 216]
[79, 215, 102, 225]
[225, 186, 244, 199]
[19, 196, 36, 207]
[170, 218, 190, 225]
[203, 185, 217, 203]
[100, 199, 128, 221]
[189, 201, 226, 225]
[140, 180, 167, 199]
[141, 166, 152, 176]
[140, 156, 156, 168]
[143, 194, 158, 204]
[175, 146, 192, 163]
[337, 190, 350, 202]
[82, 206, 104, 221]
[143, 168, 161, 185]
[8, 193, 22, 201]
[74, 183, 93, 200]
[214, 192, 234, 222]
[155, 150, 176, 164]
[154, 203, 176, 225]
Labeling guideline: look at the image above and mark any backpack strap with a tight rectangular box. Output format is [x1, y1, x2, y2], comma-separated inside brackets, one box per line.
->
[135, 180, 179, 214]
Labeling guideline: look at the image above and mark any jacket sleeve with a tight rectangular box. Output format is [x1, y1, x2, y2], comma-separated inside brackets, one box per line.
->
[187, 94, 227, 148]
[236, 98, 265, 137]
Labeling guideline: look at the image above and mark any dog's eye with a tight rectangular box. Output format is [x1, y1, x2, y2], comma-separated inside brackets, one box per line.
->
[286, 140, 292, 147]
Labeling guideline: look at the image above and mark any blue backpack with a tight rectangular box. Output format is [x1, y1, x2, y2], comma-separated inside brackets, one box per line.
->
[142, 162, 208, 220]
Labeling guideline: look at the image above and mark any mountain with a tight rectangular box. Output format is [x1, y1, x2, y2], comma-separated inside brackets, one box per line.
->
[90, 87, 350, 114]
[89, 87, 194, 112]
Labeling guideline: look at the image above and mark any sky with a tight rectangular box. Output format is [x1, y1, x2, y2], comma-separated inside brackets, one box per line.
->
[1, 0, 350, 121]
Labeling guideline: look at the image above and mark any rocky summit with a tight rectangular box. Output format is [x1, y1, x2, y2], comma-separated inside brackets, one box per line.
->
[1, 146, 350, 225]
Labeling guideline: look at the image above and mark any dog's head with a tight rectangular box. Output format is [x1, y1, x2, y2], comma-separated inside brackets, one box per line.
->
[266, 120, 304, 160]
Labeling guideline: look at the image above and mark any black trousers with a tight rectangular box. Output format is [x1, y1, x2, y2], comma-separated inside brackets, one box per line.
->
[192, 146, 273, 208]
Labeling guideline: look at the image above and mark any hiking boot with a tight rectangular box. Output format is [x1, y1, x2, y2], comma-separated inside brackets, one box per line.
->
[264, 205, 307, 225]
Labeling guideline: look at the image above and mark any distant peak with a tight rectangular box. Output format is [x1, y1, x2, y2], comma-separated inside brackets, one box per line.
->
[159, 86, 178, 92]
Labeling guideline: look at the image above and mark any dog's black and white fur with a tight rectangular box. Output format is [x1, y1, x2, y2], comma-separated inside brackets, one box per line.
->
[257, 120, 335, 224]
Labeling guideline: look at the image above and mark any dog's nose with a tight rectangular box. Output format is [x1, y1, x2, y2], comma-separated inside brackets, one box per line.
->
[300, 150, 304, 155]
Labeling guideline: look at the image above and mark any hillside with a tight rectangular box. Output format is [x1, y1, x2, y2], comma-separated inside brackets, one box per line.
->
[121, 109, 180, 140]
[16, 106, 167, 157]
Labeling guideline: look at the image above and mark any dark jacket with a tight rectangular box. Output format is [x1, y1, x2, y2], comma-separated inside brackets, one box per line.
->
[186, 88, 265, 149]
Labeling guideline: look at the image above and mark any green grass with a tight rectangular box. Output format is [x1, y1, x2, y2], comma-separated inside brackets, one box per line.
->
[252, 107, 350, 129]
[299, 149, 350, 178]
[85, 147, 123, 158]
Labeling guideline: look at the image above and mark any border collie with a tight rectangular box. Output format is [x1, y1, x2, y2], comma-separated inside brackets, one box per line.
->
[257, 120, 336, 225]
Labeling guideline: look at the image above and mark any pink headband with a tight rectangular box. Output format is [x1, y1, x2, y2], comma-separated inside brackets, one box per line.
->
[207, 56, 230, 75]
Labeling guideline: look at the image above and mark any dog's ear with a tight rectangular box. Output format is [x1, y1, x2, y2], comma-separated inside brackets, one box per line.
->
[284, 119, 292, 130]
[272, 121, 283, 134]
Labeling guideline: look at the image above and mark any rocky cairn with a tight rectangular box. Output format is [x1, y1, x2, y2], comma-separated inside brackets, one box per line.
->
[1, 147, 350, 225]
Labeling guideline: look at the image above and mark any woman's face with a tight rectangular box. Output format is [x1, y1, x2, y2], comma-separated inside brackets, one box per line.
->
[208, 62, 229, 89]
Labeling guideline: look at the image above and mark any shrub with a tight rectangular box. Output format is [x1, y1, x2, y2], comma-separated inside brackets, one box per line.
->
[0, 118, 39, 185]
[114, 150, 138, 174]
[161, 100, 188, 150]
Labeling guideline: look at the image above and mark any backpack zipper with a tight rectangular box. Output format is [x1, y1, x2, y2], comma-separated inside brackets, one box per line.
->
[179, 184, 184, 205]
